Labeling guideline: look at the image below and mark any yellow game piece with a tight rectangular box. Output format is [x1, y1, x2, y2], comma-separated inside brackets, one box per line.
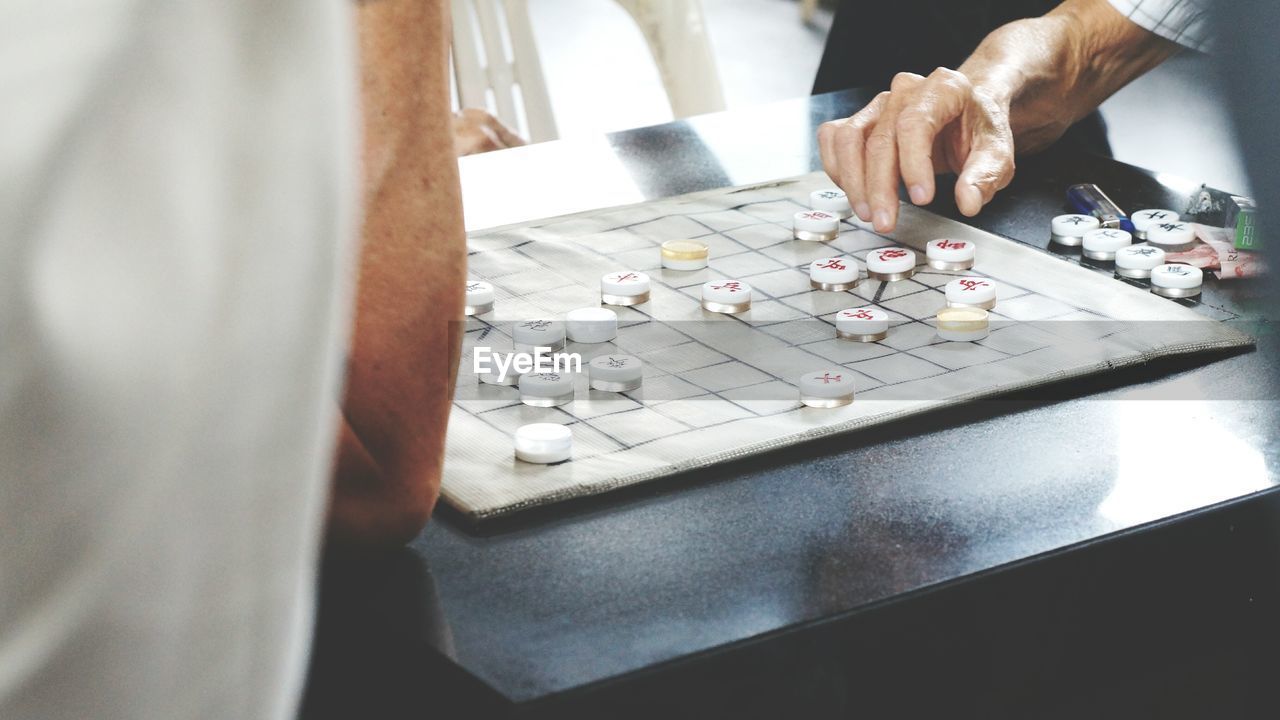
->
[660, 239, 709, 270]
[936, 306, 990, 342]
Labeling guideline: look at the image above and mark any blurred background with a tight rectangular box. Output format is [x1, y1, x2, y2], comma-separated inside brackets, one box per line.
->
[453, 0, 1249, 194]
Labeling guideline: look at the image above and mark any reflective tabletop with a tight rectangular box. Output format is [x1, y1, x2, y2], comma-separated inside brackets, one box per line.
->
[304, 90, 1280, 718]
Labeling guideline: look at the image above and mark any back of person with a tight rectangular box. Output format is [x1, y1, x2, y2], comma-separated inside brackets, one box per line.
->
[0, 0, 356, 717]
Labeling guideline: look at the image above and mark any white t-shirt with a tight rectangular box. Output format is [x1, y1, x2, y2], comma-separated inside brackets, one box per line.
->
[0, 1, 357, 718]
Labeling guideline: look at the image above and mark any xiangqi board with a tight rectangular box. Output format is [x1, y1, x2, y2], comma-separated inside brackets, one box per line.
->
[443, 172, 1251, 521]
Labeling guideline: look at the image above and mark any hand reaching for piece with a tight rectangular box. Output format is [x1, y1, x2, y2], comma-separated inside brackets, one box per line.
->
[818, 68, 1015, 233]
[453, 107, 526, 156]
[816, 0, 1181, 234]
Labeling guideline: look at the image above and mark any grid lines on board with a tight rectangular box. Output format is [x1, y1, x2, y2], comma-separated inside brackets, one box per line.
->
[442, 172, 1251, 521]
[459, 188, 1108, 459]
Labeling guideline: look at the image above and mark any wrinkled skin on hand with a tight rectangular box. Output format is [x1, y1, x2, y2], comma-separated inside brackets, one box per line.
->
[818, 68, 1015, 233]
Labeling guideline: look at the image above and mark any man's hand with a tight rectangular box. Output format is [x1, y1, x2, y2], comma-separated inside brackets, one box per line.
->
[818, 0, 1179, 233]
[453, 108, 525, 156]
[818, 68, 1015, 232]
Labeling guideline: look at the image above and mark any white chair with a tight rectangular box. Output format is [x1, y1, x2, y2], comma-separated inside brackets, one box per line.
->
[451, 0, 558, 142]
[450, 0, 726, 143]
[613, 0, 726, 120]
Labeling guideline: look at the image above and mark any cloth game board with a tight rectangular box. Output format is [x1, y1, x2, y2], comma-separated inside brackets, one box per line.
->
[444, 173, 1252, 521]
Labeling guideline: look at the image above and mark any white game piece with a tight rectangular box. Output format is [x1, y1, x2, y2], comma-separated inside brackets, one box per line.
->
[798, 369, 855, 408]
[944, 277, 997, 310]
[513, 319, 566, 352]
[661, 239, 709, 271]
[936, 306, 990, 342]
[478, 350, 521, 386]
[1050, 214, 1101, 246]
[518, 371, 575, 407]
[1146, 220, 1197, 252]
[865, 247, 917, 281]
[1131, 209, 1180, 240]
[600, 271, 651, 306]
[566, 307, 617, 344]
[809, 256, 860, 291]
[1150, 263, 1203, 298]
[793, 210, 839, 242]
[836, 306, 889, 342]
[1114, 244, 1167, 279]
[925, 238, 976, 271]
[514, 423, 572, 464]
[701, 279, 753, 314]
[1082, 228, 1132, 261]
[588, 354, 643, 392]
[464, 280, 495, 316]
[810, 188, 853, 219]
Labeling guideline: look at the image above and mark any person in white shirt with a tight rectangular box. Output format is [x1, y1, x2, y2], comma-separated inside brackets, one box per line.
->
[0, 0, 463, 717]
[818, 0, 1211, 232]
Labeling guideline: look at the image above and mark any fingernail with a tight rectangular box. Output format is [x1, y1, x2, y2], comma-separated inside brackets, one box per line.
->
[854, 202, 871, 221]
[958, 183, 983, 216]
[909, 185, 929, 205]
[873, 209, 892, 231]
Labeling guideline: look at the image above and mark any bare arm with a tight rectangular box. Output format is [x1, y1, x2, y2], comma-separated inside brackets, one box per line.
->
[818, 0, 1180, 232]
[966, 0, 1179, 156]
[328, 0, 466, 547]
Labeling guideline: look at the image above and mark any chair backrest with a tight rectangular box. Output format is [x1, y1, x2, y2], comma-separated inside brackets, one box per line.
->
[614, 0, 725, 120]
[451, 0, 558, 143]
[450, 0, 726, 143]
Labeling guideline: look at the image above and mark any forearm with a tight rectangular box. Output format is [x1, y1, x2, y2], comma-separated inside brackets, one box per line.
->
[329, 0, 465, 546]
[959, 0, 1179, 154]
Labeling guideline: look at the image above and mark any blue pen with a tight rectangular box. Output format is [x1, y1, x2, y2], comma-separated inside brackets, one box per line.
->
[1067, 183, 1136, 233]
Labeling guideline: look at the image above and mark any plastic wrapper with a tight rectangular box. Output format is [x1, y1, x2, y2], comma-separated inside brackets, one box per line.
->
[1161, 225, 1268, 279]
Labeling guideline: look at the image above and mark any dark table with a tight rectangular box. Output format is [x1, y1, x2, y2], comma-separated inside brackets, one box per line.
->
[302, 90, 1280, 719]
